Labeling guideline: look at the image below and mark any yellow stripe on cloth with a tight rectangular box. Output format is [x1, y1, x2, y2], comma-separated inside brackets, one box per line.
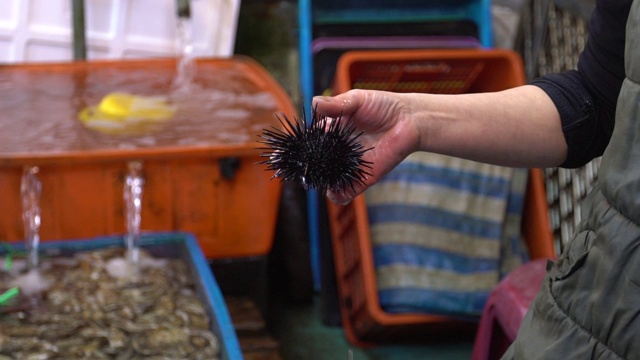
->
[370, 222, 500, 258]
[366, 181, 509, 223]
[376, 264, 499, 292]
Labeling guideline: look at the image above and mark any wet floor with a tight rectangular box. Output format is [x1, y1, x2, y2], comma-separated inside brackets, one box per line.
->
[269, 294, 474, 360]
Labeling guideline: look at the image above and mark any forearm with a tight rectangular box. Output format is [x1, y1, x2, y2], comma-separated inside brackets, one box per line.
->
[410, 85, 567, 168]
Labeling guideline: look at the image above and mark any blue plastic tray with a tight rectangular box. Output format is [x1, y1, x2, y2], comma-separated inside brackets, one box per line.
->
[1, 232, 244, 360]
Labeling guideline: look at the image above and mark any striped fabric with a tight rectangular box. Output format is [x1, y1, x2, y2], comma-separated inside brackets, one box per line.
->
[366, 152, 529, 317]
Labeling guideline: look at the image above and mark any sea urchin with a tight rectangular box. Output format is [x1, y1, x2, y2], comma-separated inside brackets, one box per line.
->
[258, 108, 373, 194]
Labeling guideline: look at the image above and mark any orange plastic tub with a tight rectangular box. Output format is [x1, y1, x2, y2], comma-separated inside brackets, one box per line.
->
[328, 49, 555, 345]
[0, 56, 296, 259]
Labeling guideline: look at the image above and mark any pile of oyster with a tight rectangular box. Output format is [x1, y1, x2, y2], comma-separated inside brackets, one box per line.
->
[0, 248, 220, 359]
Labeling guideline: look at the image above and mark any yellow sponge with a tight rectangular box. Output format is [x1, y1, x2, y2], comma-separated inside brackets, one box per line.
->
[78, 92, 176, 135]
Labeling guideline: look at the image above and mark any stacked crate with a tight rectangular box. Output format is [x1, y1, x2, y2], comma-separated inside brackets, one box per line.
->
[298, 0, 556, 346]
[310, 0, 493, 97]
[299, 0, 495, 294]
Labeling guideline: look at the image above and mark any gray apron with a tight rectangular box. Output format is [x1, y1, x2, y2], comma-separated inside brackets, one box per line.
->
[502, 1, 640, 359]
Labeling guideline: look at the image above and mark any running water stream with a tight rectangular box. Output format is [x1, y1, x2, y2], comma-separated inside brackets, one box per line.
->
[20, 166, 41, 270]
[124, 161, 144, 266]
[173, 14, 195, 92]
[122, 10, 193, 267]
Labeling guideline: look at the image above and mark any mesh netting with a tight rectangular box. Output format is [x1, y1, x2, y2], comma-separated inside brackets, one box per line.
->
[520, 0, 599, 253]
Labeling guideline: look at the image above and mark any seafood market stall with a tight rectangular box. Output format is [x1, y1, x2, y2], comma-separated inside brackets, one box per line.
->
[0, 56, 297, 359]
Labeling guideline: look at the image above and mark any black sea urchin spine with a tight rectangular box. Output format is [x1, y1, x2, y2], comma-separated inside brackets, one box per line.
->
[257, 107, 373, 194]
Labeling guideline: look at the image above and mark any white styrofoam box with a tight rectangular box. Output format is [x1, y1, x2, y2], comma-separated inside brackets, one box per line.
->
[0, 0, 240, 63]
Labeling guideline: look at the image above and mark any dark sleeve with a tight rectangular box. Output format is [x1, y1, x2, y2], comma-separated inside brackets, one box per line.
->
[530, 0, 631, 168]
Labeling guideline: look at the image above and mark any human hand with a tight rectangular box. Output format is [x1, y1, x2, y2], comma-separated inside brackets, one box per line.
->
[313, 89, 420, 204]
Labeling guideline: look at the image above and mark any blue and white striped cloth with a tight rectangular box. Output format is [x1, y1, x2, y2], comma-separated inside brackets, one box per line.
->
[366, 152, 529, 317]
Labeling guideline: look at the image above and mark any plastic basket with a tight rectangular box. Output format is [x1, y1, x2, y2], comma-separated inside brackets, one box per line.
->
[0, 232, 244, 359]
[336, 49, 520, 94]
[0, 57, 295, 260]
[312, 35, 481, 95]
[329, 49, 555, 345]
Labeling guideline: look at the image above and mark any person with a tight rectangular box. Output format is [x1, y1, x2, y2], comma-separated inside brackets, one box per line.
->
[313, 0, 638, 358]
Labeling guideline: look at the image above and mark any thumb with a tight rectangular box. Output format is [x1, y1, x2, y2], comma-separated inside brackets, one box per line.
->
[313, 90, 361, 117]
[326, 189, 354, 206]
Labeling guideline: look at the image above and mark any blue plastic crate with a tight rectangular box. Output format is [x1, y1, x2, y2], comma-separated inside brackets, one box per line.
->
[1, 232, 244, 360]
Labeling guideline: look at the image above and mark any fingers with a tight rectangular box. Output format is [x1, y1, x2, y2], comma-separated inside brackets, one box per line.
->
[313, 89, 363, 117]
[326, 187, 360, 206]
[313, 89, 381, 205]
[312, 96, 343, 117]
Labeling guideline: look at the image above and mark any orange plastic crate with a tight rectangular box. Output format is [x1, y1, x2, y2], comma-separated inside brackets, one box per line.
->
[328, 49, 555, 345]
[0, 56, 296, 259]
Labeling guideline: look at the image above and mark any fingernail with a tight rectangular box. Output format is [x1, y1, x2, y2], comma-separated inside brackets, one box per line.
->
[327, 191, 352, 206]
[313, 96, 331, 103]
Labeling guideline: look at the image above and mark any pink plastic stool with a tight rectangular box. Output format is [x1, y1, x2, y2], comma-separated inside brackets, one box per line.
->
[472, 258, 549, 360]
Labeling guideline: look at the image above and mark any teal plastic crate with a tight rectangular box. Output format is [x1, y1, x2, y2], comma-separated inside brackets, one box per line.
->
[0, 232, 243, 360]
[312, 0, 492, 47]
